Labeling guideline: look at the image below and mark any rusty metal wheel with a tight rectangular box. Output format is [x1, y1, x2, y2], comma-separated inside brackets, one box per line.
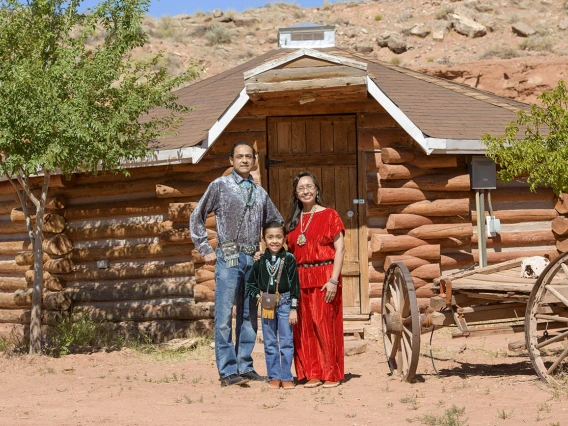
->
[525, 251, 568, 386]
[382, 262, 421, 382]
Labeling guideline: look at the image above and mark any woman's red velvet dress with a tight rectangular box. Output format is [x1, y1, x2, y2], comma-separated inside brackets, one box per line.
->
[287, 208, 345, 382]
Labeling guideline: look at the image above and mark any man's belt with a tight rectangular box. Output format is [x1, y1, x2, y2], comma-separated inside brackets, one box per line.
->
[238, 244, 258, 255]
[298, 260, 333, 268]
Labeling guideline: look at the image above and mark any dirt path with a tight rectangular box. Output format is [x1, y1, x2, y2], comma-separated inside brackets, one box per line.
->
[0, 329, 566, 426]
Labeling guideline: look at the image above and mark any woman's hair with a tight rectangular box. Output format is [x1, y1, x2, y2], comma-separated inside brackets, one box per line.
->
[285, 171, 325, 233]
[262, 221, 286, 237]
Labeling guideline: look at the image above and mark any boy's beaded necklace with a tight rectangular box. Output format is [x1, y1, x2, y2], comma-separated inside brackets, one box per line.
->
[265, 255, 281, 289]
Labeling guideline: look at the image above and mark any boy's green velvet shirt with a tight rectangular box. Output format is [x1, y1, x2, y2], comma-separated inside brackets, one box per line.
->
[246, 248, 300, 307]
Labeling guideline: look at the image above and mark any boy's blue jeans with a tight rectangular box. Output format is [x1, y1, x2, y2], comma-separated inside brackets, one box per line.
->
[262, 292, 294, 382]
[214, 249, 257, 379]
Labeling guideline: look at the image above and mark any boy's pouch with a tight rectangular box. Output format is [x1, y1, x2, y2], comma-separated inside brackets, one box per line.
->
[261, 293, 279, 319]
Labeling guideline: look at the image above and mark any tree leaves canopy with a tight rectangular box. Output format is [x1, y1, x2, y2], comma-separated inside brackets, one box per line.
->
[482, 80, 568, 195]
[0, 0, 196, 178]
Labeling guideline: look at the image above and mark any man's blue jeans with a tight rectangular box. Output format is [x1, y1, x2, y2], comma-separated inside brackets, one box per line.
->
[262, 292, 294, 382]
[214, 249, 257, 379]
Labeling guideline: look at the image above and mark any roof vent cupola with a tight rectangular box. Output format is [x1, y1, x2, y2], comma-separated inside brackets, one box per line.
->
[278, 23, 335, 49]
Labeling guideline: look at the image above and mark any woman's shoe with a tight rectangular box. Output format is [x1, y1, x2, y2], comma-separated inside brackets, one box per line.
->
[322, 381, 340, 388]
[268, 380, 281, 389]
[281, 381, 295, 390]
[304, 378, 322, 388]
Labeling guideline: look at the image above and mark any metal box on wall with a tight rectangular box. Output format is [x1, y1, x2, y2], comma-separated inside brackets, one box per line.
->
[470, 157, 497, 190]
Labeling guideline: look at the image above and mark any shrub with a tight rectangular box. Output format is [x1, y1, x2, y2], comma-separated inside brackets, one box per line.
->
[204, 24, 232, 46]
[374, 14, 383, 21]
[518, 35, 555, 52]
[479, 46, 521, 60]
[390, 56, 401, 66]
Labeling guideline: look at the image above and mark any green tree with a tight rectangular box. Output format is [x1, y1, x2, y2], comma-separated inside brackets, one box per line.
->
[482, 80, 568, 195]
[0, 0, 197, 353]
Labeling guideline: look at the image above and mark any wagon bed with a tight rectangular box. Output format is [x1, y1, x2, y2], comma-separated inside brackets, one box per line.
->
[381, 253, 568, 385]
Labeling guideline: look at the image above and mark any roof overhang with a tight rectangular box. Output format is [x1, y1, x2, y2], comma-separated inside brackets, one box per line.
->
[366, 76, 486, 155]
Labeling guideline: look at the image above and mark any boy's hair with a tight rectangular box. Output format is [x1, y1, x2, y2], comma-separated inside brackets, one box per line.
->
[262, 221, 286, 237]
[230, 140, 257, 158]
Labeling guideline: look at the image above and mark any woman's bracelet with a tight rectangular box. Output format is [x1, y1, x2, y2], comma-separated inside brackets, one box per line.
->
[329, 278, 339, 285]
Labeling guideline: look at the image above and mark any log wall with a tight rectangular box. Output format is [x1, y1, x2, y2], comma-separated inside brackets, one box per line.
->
[363, 121, 561, 314]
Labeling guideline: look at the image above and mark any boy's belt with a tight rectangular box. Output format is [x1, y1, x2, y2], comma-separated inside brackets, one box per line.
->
[298, 260, 333, 268]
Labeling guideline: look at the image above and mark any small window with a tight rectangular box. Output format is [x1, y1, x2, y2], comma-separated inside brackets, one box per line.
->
[291, 31, 325, 41]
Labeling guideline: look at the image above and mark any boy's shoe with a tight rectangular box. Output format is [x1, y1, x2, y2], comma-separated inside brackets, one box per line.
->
[240, 370, 268, 381]
[304, 378, 322, 388]
[220, 374, 250, 387]
[282, 381, 295, 390]
[322, 381, 340, 388]
[268, 380, 281, 389]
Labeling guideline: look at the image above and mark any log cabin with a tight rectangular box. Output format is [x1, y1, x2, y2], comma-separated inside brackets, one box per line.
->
[0, 24, 562, 341]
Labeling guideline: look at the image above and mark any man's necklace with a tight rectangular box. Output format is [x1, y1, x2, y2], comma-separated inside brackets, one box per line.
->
[297, 205, 317, 246]
[237, 179, 256, 207]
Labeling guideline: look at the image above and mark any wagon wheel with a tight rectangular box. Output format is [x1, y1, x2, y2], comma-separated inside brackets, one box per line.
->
[382, 262, 421, 382]
[525, 251, 568, 385]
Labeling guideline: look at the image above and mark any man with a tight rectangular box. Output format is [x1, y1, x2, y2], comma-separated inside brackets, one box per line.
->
[190, 141, 283, 386]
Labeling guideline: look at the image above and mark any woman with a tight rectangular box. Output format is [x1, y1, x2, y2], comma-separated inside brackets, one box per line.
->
[285, 172, 345, 388]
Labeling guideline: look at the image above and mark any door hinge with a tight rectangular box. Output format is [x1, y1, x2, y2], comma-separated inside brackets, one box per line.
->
[266, 157, 285, 166]
[353, 199, 365, 204]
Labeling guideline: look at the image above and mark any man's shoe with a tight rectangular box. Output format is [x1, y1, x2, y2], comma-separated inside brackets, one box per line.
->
[220, 374, 250, 387]
[240, 370, 268, 381]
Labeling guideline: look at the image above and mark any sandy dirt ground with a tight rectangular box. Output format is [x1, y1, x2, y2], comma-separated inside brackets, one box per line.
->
[0, 327, 567, 426]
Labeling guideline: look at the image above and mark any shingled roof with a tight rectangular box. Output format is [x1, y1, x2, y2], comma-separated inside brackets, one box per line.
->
[148, 46, 530, 165]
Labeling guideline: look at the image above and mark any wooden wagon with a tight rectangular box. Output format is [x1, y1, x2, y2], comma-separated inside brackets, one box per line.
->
[381, 252, 568, 385]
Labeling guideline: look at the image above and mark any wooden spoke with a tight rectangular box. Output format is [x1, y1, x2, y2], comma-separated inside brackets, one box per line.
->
[525, 250, 568, 385]
[382, 262, 420, 382]
[536, 329, 568, 349]
[545, 285, 568, 308]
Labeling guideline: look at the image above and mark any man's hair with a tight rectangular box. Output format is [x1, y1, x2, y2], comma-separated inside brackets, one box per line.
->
[230, 141, 257, 158]
[262, 221, 286, 237]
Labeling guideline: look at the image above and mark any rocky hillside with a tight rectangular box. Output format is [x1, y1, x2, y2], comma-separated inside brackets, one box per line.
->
[132, 0, 568, 104]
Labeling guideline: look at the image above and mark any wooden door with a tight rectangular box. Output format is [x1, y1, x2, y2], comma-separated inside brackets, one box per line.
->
[266, 115, 362, 314]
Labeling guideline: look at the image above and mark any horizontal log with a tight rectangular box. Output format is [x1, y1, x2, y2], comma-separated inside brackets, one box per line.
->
[0, 276, 28, 291]
[0, 221, 28, 234]
[411, 155, 458, 169]
[24, 270, 65, 291]
[472, 209, 559, 224]
[0, 240, 33, 256]
[194, 284, 215, 303]
[14, 289, 32, 305]
[43, 291, 72, 311]
[101, 319, 214, 343]
[61, 261, 194, 281]
[64, 199, 169, 220]
[378, 174, 470, 192]
[555, 193, 568, 214]
[378, 164, 428, 180]
[368, 198, 470, 217]
[384, 255, 429, 271]
[42, 213, 66, 234]
[472, 230, 556, 248]
[43, 258, 75, 274]
[57, 177, 159, 199]
[0, 309, 61, 325]
[69, 243, 193, 262]
[65, 278, 195, 302]
[374, 188, 470, 205]
[441, 252, 475, 269]
[557, 238, 568, 253]
[358, 127, 414, 150]
[381, 147, 414, 164]
[552, 216, 568, 236]
[72, 299, 214, 322]
[159, 227, 217, 244]
[67, 222, 163, 241]
[156, 182, 209, 199]
[195, 267, 215, 283]
[43, 234, 73, 256]
[410, 264, 440, 280]
[0, 199, 19, 215]
[0, 291, 31, 309]
[368, 262, 385, 281]
[0, 175, 66, 195]
[46, 196, 66, 211]
[415, 284, 436, 299]
[370, 234, 427, 253]
[483, 188, 555, 203]
[403, 244, 441, 261]
[481, 249, 558, 265]
[0, 260, 29, 274]
[15, 251, 49, 266]
[408, 224, 473, 240]
[168, 202, 198, 222]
